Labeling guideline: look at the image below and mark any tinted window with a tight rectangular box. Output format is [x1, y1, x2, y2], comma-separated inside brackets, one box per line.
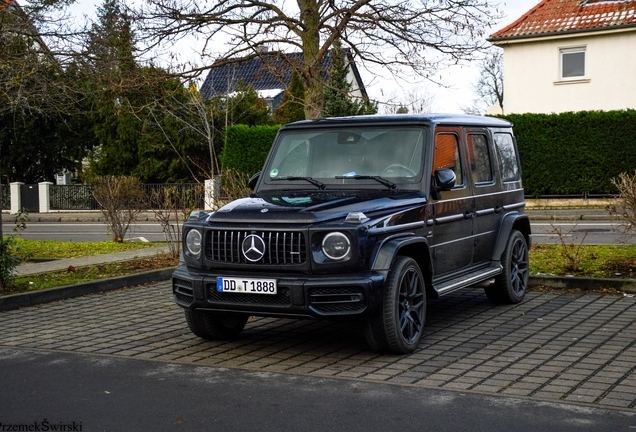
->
[493, 133, 520, 182]
[265, 127, 426, 185]
[434, 133, 463, 186]
[467, 134, 493, 184]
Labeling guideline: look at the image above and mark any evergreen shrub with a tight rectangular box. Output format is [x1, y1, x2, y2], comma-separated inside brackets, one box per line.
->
[499, 110, 636, 196]
[221, 125, 281, 175]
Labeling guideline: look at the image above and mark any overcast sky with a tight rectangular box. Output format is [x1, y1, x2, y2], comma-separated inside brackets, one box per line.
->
[63, 0, 544, 113]
[367, 0, 543, 113]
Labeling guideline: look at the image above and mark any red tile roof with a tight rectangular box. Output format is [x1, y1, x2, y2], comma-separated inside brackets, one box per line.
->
[490, 0, 636, 41]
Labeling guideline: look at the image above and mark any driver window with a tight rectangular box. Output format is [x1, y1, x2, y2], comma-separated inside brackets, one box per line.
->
[434, 133, 463, 186]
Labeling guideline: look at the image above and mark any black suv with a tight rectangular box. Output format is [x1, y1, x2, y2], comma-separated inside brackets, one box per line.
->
[173, 114, 531, 354]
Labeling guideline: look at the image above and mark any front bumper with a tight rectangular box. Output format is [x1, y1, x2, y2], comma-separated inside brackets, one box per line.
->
[172, 265, 386, 319]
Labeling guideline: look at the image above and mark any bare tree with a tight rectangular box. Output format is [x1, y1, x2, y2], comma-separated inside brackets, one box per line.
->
[463, 48, 504, 115]
[134, 0, 500, 119]
[381, 87, 437, 115]
[92, 176, 146, 242]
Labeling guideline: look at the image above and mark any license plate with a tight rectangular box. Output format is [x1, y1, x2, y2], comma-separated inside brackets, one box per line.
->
[217, 277, 277, 295]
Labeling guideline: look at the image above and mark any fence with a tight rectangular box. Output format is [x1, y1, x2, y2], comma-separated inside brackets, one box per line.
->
[50, 185, 99, 210]
[144, 183, 205, 210]
[1, 185, 8, 210]
[6, 181, 217, 213]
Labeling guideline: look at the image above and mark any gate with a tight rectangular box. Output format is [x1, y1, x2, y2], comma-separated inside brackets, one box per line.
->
[20, 184, 39, 212]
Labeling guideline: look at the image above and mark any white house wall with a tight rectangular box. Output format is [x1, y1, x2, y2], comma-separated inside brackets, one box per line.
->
[502, 30, 636, 114]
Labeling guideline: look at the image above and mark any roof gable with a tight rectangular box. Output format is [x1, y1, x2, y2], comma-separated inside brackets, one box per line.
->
[490, 0, 636, 41]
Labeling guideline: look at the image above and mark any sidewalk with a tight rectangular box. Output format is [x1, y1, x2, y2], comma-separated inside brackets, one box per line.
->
[15, 245, 170, 276]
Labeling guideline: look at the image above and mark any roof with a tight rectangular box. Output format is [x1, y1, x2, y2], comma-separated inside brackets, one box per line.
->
[2, 0, 16, 11]
[200, 50, 368, 100]
[489, 0, 636, 42]
[281, 114, 513, 130]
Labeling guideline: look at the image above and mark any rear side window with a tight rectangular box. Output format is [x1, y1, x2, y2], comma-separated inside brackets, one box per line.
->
[434, 133, 463, 186]
[493, 133, 520, 182]
[467, 134, 493, 184]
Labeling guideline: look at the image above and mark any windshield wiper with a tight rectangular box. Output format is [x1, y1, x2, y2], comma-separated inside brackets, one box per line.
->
[335, 175, 397, 190]
[272, 176, 326, 190]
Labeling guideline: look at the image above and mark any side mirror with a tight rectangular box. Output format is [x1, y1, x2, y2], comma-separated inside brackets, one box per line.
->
[431, 168, 456, 200]
[248, 172, 261, 190]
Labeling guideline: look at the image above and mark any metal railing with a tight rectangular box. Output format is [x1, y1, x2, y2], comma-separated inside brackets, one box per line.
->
[144, 183, 205, 210]
[50, 185, 99, 210]
[1, 184, 9, 210]
[47, 183, 205, 211]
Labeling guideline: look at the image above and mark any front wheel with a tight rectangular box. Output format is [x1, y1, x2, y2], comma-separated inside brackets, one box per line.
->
[485, 230, 529, 304]
[184, 309, 248, 340]
[364, 256, 426, 354]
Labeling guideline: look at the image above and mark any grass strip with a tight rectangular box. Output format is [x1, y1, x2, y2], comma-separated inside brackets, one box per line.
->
[11, 238, 166, 259]
[1, 255, 178, 296]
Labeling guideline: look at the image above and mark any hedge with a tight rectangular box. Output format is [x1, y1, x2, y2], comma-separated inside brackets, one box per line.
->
[500, 110, 636, 196]
[221, 125, 281, 175]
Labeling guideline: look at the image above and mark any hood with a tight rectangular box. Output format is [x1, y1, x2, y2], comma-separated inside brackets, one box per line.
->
[209, 190, 427, 224]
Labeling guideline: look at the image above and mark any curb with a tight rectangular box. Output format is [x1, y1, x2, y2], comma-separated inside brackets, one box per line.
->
[529, 274, 636, 294]
[0, 268, 176, 312]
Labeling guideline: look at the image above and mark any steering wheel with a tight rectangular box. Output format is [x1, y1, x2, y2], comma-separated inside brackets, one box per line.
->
[381, 164, 417, 177]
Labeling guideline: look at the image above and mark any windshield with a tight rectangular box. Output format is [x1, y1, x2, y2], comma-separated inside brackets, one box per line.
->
[262, 127, 427, 189]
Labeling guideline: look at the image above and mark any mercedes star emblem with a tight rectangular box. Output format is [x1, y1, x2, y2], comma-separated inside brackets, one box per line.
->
[242, 234, 266, 262]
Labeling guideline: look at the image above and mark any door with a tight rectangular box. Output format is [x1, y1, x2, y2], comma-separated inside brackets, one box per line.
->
[466, 130, 502, 265]
[429, 129, 474, 277]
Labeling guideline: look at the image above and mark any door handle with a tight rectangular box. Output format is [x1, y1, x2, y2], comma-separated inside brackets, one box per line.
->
[494, 206, 504, 214]
[464, 211, 474, 220]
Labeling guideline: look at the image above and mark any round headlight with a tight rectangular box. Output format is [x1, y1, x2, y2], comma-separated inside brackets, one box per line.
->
[185, 229, 202, 256]
[321, 232, 351, 261]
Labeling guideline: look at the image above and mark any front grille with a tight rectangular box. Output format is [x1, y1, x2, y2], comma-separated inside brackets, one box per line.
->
[205, 230, 306, 265]
[207, 284, 291, 307]
[174, 278, 194, 306]
[309, 287, 366, 314]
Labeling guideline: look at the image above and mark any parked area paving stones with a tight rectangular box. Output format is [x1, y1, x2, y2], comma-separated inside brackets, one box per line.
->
[1, 282, 636, 411]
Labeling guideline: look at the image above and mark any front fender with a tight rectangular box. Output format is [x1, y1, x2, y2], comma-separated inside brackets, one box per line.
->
[370, 235, 432, 273]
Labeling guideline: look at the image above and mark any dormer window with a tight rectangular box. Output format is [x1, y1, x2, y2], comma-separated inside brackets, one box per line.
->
[560, 46, 586, 80]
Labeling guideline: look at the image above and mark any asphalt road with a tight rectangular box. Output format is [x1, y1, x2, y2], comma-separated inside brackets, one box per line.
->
[1, 348, 634, 432]
[4, 220, 635, 244]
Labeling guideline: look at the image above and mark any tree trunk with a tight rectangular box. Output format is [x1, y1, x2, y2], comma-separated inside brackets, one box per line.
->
[298, 0, 323, 120]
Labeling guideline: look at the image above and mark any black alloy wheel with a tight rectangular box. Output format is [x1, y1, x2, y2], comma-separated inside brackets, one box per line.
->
[486, 229, 529, 304]
[364, 256, 426, 354]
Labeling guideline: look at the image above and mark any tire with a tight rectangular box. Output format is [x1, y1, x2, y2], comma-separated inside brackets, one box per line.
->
[364, 256, 426, 354]
[184, 309, 248, 340]
[485, 230, 529, 304]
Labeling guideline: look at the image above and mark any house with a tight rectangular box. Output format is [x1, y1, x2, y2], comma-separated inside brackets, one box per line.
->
[489, 0, 636, 114]
[199, 50, 369, 112]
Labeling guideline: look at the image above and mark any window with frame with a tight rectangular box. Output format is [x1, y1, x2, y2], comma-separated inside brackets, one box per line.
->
[560, 47, 586, 80]
[434, 133, 463, 186]
[467, 134, 493, 184]
[493, 133, 520, 182]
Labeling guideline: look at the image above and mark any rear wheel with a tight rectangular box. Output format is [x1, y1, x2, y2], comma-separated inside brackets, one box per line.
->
[364, 256, 426, 354]
[485, 230, 529, 304]
[184, 309, 248, 340]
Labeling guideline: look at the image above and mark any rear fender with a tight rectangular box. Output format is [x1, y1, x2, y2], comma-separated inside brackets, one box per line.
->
[492, 213, 532, 261]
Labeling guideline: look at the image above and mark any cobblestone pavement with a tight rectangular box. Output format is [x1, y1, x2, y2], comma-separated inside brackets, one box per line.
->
[1, 282, 636, 411]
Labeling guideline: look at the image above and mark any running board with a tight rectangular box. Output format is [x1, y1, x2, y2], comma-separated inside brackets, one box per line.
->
[433, 267, 502, 297]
